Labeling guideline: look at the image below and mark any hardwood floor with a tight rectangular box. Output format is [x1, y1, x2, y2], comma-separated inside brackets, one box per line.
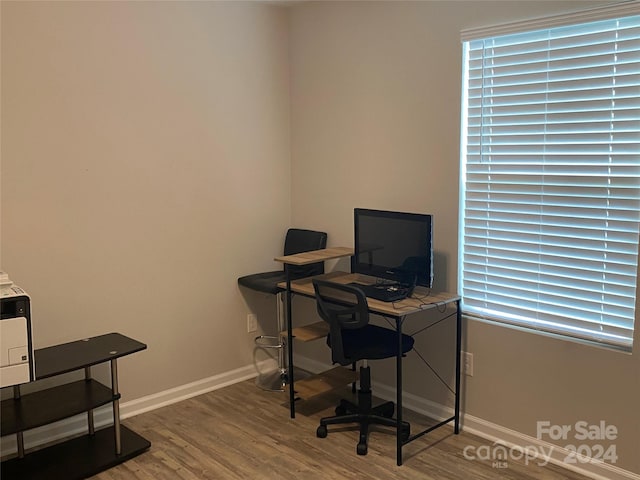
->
[93, 379, 592, 480]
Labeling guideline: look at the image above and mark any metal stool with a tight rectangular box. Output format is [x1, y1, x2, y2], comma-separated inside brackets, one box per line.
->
[238, 228, 327, 391]
[253, 291, 288, 391]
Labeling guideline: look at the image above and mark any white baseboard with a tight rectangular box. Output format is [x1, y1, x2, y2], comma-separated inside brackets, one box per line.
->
[294, 355, 640, 480]
[4, 355, 638, 480]
[119, 362, 260, 419]
[1, 361, 262, 458]
[461, 415, 640, 480]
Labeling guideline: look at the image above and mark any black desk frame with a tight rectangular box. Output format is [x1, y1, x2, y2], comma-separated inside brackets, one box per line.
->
[393, 303, 461, 465]
[283, 268, 461, 466]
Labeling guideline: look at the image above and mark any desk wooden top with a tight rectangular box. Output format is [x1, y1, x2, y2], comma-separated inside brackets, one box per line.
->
[275, 246, 354, 265]
[278, 271, 459, 317]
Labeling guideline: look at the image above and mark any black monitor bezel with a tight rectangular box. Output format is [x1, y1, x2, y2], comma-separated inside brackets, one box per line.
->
[352, 208, 433, 288]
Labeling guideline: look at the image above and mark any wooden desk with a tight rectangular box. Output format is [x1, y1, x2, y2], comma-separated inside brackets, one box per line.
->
[275, 246, 354, 266]
[275, 248, 461, 466]
[282, 271, 458, 317]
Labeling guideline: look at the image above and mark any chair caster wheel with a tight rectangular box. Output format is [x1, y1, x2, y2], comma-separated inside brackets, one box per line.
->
[316, 425, 328, 438]
[381, 404, 394, 418]
[357, 442, 368, 455]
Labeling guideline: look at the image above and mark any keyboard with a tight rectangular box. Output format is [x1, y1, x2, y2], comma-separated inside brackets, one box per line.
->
[349, 283, 413, 302]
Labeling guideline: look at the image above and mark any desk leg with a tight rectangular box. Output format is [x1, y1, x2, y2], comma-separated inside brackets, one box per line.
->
[454, 299, 462, 434]
[286, 268, 296, 419]
[396, 316, 404, 466]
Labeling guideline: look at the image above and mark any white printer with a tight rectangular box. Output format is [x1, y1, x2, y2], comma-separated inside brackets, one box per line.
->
[1, 273, 35, 387]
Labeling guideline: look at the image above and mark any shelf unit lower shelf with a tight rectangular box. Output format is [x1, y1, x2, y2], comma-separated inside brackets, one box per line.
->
[293, 366, 358, 400]
[1, 379, 118, 436]
[1, 425, 150, 480]
[285, 321, 356, 401]
[286, 321, 329, 342]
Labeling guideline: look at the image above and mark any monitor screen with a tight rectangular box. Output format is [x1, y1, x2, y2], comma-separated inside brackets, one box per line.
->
[353, 208, 433, 287]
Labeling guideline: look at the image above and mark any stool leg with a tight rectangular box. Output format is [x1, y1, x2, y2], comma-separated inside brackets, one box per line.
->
[276, 291, 287, 378]
[254, 292, 287, 391]
[279, 290, 310, 386]
[254, 291, 309, 391]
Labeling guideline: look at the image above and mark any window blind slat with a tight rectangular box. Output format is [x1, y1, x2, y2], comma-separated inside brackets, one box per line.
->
[460, 13, 640, 350]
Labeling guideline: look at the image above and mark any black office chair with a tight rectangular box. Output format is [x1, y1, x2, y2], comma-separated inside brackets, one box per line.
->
[238, 228, 328, 391]
[312, 279, 414, 455]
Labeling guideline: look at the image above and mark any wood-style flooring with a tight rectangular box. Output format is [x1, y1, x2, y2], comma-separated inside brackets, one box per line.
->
[93, 379, 592, 480]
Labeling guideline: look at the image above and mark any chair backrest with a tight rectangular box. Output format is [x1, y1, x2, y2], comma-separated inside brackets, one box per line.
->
[312, 279, 369, 366]
[284, 228, 328, 279]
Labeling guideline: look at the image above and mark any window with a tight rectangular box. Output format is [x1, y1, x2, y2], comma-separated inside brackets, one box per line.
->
[459, 8, 640, 350]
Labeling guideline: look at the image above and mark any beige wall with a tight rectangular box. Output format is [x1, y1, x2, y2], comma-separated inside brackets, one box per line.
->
[1, 1, 291, 399]
[2, 0, 639, 476]
[289, 1, 639, 475]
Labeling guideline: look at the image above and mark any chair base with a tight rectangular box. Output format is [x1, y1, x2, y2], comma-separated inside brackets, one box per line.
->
[316, 367, 410, 455]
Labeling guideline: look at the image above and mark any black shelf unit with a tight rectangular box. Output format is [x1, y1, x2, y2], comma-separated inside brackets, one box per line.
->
[1, 426, 149, 480]
[1, 380, 118, 436]
[1, 333, 150, 480]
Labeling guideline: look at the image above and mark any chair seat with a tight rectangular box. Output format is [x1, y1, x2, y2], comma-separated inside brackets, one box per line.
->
[328, 324, 414, 361]
[237, 270, 286, 295]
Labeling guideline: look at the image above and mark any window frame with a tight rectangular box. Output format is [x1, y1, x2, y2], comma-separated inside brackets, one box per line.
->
[458, 5, 640, 351]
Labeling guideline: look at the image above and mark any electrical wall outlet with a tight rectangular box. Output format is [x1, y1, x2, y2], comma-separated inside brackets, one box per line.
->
[247, 314, 258, 333]
[462, 351, 474, 377]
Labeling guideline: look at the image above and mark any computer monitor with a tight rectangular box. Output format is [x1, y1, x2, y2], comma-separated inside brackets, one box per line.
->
[353, 208, 433, 287]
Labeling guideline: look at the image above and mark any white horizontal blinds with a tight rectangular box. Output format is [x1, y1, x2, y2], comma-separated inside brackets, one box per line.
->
[461, 14, 640, 349]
